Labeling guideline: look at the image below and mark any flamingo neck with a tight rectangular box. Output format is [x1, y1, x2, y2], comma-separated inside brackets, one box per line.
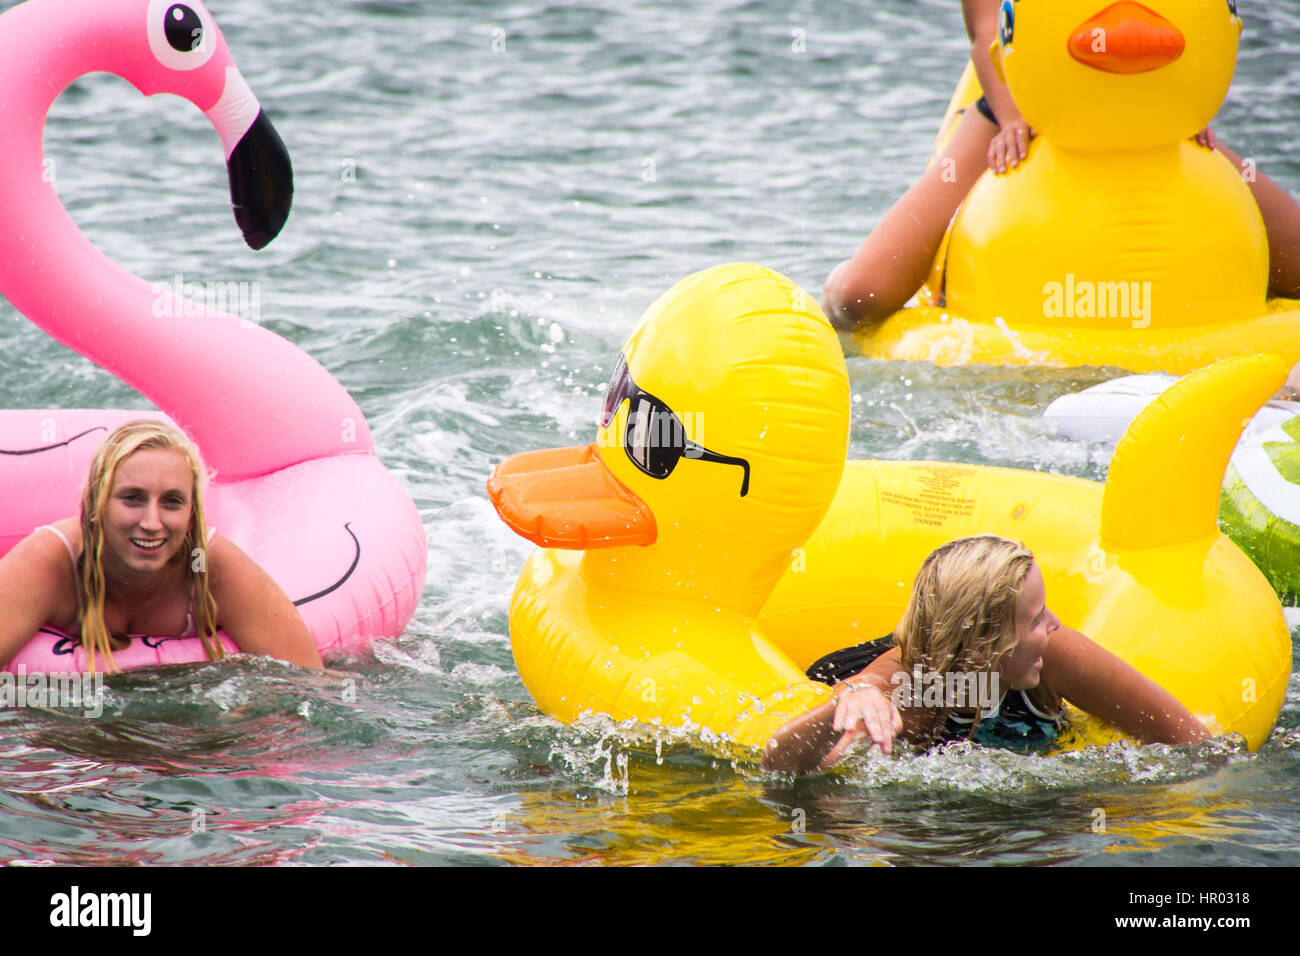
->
[0, 1, 373, 479]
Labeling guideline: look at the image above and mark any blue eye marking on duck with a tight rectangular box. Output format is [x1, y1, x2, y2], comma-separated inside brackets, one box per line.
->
[999, 0, 1015, 47]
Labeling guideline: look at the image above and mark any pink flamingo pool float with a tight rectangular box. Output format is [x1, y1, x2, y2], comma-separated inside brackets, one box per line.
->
[0, 0, 427, 671]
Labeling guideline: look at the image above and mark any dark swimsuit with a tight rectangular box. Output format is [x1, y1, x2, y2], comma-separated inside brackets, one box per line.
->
[973, 95, 997, 125]
[806, 636, 1064, 753]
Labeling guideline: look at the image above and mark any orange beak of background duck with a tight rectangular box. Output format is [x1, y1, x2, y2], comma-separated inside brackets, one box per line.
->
[487, 444, 657, 549]
[1069, 1, 1185, 74]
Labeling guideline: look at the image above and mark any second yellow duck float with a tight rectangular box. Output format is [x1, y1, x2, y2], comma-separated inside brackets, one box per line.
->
[488, 263, 1289, 758]
[853, 0, 1300, 372]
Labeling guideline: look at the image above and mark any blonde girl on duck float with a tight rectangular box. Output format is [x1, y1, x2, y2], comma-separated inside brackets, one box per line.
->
[763, 535, 1208, 774]
[0, 420, 323, 672]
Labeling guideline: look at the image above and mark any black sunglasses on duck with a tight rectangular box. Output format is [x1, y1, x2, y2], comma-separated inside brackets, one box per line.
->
[600, 355, 751, 497]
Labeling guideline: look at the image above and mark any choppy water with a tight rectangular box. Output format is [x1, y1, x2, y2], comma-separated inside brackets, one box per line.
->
[2, 0, 1300, 866]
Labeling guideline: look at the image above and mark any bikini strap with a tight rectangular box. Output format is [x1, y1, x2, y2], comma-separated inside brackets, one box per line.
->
[34, 524, 76, 564]
[34, 524, 81, 611]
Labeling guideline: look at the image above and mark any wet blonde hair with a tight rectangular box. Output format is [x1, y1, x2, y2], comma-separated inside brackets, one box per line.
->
[78, 420, 222, 673]
[895, 534, 1044, 742]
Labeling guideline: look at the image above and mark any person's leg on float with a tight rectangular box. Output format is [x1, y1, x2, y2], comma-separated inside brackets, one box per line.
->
[822, 105, 997, 330]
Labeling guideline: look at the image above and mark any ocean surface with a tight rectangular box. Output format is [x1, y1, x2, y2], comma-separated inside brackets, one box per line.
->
[2, 0, 1300, 867]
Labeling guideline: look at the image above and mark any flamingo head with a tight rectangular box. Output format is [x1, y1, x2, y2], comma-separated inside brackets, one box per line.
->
[45, 0, 294, 248]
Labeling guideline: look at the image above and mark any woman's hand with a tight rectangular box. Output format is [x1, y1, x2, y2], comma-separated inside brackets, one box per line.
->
[988, 119, 1035, 174]
[764, 648, 913, 774]
[1194, 127, 1218, 151]
[819, 681, 904, 768]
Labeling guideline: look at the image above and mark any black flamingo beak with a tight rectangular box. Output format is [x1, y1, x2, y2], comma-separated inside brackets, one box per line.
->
[227, 109, 293, 250]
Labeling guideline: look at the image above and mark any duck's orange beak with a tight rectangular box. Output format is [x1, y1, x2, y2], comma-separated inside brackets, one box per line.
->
[487, 444, 657, 549]
[1069, 1, 1185, 74]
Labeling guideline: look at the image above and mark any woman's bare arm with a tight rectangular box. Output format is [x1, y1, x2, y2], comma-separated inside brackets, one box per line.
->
[207, 535, 323, 669]
[963, 0, 1034, 174]
[763, 647, 916, 773]
[962, 0, 1021, 132]
[0, 529, 78, 667]
[1041, 627, 1208, 745]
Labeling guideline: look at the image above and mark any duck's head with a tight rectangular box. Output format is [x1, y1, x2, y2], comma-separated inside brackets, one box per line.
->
[993, 0, 1242, 149]
[489, 264, 850, 613]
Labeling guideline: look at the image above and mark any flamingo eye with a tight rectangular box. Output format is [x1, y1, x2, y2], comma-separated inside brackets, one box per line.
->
[165, 5, 203, 53]
[146, 0, 216, 71]
[999, 0, 1015, 47]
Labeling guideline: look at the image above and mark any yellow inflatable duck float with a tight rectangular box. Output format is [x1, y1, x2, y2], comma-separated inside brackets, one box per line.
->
[489, 264, 1289, 756]
[854, 0, 1300, 372]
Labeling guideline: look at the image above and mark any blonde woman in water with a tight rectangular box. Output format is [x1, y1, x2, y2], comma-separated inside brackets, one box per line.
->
[764, 535, 1207, 773]
[0, 420, 322, 672]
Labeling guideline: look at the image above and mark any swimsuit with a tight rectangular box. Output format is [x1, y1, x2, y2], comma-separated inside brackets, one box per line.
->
[806, 635, 1064, 753]
[974, 95, 998, 125]
[35, 523, 214, 639]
